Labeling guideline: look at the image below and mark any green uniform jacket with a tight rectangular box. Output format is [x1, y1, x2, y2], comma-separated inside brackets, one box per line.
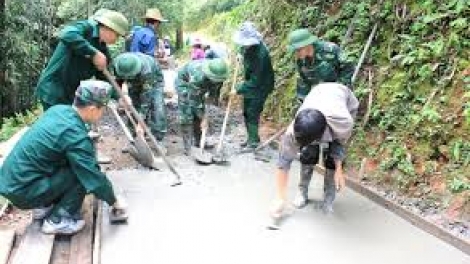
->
[296, 40, 355, 99]
[36, 19, 110, 107]
[123, 53, 165, 95]
[237, 42, 275, 99]
[175, 60, 222, 124]
[116, 53, 167, 137]
[0, 105, 116, 206]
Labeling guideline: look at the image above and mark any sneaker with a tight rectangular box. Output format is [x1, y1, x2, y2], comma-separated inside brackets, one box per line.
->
[41, 217, 86, 235]
[32, 205, 53, 220]
[293, 193, 309, 208]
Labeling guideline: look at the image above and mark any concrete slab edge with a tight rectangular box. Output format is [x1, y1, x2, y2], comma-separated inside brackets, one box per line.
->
[314, 165, 470, 255]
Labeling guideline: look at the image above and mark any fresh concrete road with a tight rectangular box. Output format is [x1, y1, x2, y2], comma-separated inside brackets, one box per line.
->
[100, 154, 470, 264]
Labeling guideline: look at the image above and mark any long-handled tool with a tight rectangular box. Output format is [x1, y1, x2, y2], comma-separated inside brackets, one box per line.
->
[103, 69, 182, 186]
[254, 127, 287, 153]
[191, 115, 213, 164]
[238, 126, 287, 155]
[108, 103, 155, 168]
[212, 60, 241, 163]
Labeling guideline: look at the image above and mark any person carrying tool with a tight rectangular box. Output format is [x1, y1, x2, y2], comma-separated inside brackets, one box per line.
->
[288, 28, 355, 104]
[36, 9, 129, 110]
[283, 28, 356, 209]
[175, 59, 229, 155]
[0, 80, 127, 235]
[270, 83, 358, 221]
[130, 8, 167, 57]
[232, 21, 275, 151]
[113, 52, 167, 142]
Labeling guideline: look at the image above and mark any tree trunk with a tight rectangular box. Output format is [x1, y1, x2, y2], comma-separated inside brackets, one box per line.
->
[0, 0, 5, 120]
[0, 0, 5, 85]
[176, 24, 183, 50]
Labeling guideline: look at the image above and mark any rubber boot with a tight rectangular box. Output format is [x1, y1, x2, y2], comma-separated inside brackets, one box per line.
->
[193, 118, 202, 147]
[181, 125, 193, 156]
[293, 164, 314, 208]
[322, 169, 336, 214]
[240, 123, 259, 152]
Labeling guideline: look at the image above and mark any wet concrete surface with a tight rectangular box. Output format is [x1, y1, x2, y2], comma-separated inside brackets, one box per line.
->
[100, 154, 470, 264]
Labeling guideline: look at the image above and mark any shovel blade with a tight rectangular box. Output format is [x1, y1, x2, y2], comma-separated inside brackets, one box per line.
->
[191, 147, 213, 165]
[130, 135, 156, 168]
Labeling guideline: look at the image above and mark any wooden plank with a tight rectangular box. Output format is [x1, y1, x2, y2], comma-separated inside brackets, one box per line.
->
[69, 196, 94, 264]
[0, 230, 15, 264]
[92, 200, 103, 264]
[10, 221, 54, 264]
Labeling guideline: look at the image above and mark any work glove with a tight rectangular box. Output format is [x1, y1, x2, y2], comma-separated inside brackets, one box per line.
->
[110, 195, 129, 222]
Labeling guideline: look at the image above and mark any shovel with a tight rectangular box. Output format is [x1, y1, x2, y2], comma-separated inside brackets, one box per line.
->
[212, 60, 241, 164]
[103, 69, 182, 186]
[108, 102, 155, 168]
[191, 115, 213, 164]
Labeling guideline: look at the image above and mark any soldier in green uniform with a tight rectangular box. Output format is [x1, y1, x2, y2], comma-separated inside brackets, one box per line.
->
[288, 28, 355, 102]
[113, 52, 167, 141]
[286, 28, 356, 209]
[233, 21, 275, 150]
[175, 59, 229, 155]
[36, 10, 129, 110]
[0, 80, 126, 235]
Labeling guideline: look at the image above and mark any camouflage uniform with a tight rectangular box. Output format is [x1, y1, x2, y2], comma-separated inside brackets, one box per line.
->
[116, 53, 167, 140]
[175, 60, 223, 151]
[295, 40, 355, 101]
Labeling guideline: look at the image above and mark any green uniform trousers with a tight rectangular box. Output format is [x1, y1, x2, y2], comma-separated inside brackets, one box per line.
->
[243, 96, 268, 146]
[3, 166, 86, 219]
[129, 87, 167, 140]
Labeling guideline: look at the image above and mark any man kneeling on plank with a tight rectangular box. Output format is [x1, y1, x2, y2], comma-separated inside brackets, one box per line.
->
[271, 82, 358, 221]
[0, 80, 126, 235]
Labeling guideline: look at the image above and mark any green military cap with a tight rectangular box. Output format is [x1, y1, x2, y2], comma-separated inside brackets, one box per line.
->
[75, 80, 113, 107]
[113, 53, 142, 80]
[202, 58, 229, 82]
[94, 10, 129, 36]
[287, 28, 318, 52]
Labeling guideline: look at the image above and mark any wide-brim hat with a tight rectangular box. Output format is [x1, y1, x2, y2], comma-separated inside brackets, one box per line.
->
[202, 59, 229, 82]
[144, 8, 168, 22]
[287, 28, 318, 52]
[232, 21, 262, 46]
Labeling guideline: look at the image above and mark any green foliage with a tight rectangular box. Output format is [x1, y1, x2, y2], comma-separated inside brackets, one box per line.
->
[0, 108, 40, 141]
[448, 176, 470, 194]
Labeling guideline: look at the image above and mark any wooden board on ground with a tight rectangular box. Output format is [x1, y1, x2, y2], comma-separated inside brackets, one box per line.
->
[69, 196, 95, 264]
[0, 127, 29, 166]
[92, 201, 103, 264]
[0, 229, 15, 264]
[10, 221, 54, 264]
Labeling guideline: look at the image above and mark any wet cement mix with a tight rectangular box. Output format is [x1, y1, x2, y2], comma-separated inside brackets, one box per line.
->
[1, 81, 469, 243]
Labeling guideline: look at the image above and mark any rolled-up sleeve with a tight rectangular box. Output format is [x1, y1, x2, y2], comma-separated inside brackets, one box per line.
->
[277, 129, 299, 171]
